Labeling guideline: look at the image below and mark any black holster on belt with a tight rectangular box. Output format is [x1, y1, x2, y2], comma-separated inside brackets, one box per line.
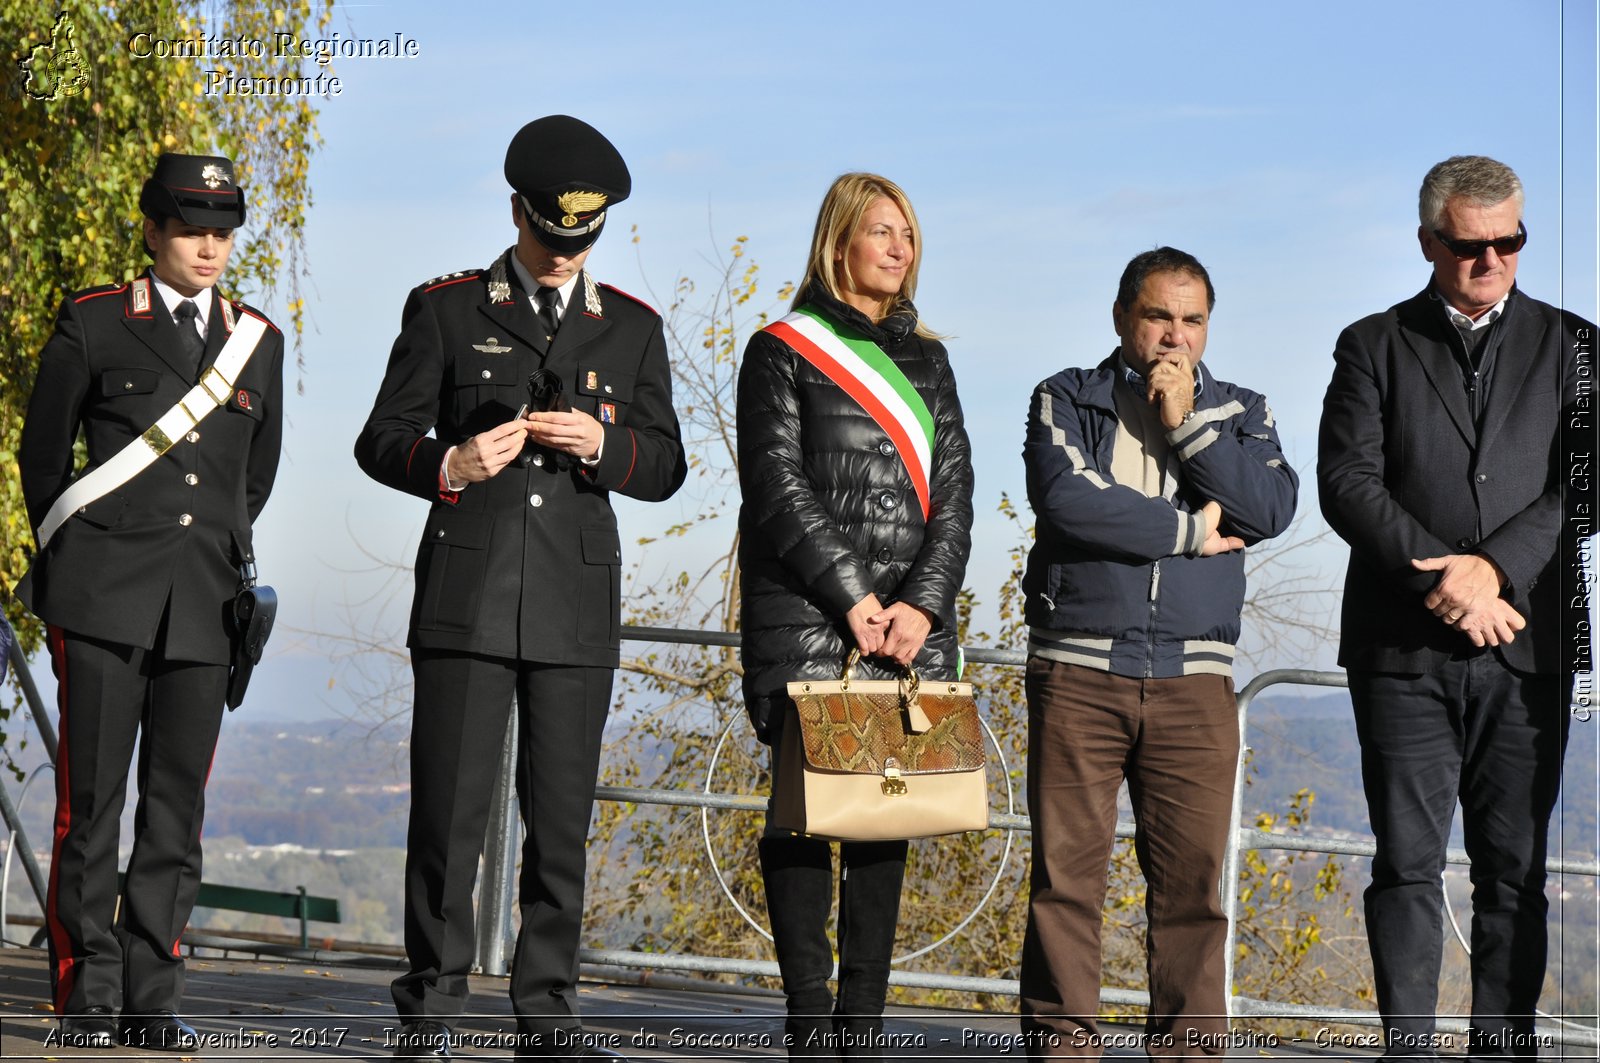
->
[227, 562, 277, 710]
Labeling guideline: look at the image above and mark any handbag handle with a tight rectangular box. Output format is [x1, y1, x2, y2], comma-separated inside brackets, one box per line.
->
[844, 646, 921, 688]
[840, 650, 930, 733]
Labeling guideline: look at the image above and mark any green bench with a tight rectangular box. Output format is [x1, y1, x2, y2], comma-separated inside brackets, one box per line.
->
[118, 875, 341, 947]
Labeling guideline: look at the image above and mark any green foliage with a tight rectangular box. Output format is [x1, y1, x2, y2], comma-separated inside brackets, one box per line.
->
[0, 0, 330, 657]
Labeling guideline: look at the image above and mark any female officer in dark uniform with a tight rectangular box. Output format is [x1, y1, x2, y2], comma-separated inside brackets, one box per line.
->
[18, 152, 283, 1051]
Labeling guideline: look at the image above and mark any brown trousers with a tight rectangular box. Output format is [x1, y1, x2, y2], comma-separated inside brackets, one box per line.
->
[1019, 659, 1239, 1060]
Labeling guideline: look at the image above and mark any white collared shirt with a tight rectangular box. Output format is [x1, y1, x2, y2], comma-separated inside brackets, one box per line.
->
[1434, 291, 1507, 332]
[149, 273, 214, 339]
[509, 254, 579, 323]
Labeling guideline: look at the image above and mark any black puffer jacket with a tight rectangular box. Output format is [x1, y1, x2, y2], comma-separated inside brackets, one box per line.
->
[737, 286, 974, 741]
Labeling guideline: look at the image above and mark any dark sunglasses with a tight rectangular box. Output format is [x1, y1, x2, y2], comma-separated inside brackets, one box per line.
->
[1431, 221, 1527, 260]
[526, 368, 565, 413]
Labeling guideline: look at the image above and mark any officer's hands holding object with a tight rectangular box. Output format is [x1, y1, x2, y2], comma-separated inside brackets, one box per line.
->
[871, 601, 934, 666]
[447, 420, 530, 483]
[525, 408, 603, 460]
[846, 593, 888, 656]
[1198, 499, 1245, 556]
[1147, 355, 1197, 431]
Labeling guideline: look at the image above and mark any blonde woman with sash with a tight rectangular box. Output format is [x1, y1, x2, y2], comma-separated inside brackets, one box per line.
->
[736, 173, 974, 1058]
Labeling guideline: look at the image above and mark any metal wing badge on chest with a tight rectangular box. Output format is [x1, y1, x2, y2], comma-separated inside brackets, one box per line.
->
[472, 337, 513, 353]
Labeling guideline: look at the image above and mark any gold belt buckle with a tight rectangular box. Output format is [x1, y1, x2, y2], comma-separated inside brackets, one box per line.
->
[200, 367, 231, 405]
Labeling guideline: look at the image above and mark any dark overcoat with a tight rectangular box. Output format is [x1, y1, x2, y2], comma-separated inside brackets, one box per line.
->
[1318, 284, 1591, 675]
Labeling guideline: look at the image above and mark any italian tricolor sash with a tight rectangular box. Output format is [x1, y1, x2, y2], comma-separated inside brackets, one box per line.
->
[764, 308, 936, 520]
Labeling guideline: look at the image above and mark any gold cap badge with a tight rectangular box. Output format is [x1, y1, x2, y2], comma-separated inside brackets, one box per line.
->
[556, 189, 608, 228]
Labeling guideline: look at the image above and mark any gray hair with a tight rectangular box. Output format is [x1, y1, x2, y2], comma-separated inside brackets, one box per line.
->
[1418, 155, 1524, 229]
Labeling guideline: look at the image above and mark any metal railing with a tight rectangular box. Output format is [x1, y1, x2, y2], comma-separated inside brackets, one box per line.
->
[470, 628, 1597, 1050]
[4, 620, 1595, 1049]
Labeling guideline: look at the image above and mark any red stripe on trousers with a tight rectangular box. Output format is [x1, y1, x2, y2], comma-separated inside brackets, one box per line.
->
[43, 625, 77, 1014]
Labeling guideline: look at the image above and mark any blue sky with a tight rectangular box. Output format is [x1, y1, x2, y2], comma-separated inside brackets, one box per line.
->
[15, 0, 1597, 723]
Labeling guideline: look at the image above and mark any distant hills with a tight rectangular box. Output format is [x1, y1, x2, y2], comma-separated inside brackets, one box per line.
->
[1244, 689, 1598, 861]
[2, 691, 1592, 874]
[1, 697, 1592, 1000]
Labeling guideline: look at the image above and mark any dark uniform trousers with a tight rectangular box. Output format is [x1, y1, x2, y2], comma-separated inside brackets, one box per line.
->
[18, 276, 283, 1017]
[395, 652, 613, 1032]
[355, 256, 686, 1035]
[46, 626, 227, 1016]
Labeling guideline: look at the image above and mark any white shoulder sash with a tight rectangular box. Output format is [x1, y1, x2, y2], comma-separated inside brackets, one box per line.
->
[37, 312, 269, 548]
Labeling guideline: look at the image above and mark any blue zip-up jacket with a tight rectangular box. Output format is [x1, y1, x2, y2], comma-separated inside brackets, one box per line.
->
[1021, 351, 1298, 679]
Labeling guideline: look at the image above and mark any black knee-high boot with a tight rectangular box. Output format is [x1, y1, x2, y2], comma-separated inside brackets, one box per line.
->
[834, 840, 908, 1059]
[760, 834, 838, 1057]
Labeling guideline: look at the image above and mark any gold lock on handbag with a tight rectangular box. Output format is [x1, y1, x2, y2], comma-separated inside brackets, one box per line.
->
[770, 650, 989, 841]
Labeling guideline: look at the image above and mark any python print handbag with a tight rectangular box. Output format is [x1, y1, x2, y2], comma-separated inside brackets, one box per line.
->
[771, 651, 989, 841]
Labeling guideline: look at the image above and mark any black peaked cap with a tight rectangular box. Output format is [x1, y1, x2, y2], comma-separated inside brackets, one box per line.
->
[139, 152, 246, 228]
[504, 115, 630, 254]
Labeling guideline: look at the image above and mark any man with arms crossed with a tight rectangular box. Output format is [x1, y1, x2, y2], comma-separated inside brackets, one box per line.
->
[1020, 247, 1297, 1058]
[1319, 155, 1589, 1059]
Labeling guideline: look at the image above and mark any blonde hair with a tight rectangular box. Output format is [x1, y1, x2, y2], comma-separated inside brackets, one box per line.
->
[794, 172, 937, 337]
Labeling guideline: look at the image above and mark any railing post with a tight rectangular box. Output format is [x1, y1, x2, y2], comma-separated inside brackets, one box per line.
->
[1220, 668, 1352, 1019]
[1218, 680, 1255, 1023]
[0, 771, 51, 945]
[296, 885, 310, 948]
[1, 625, 57, 930]
[4, 617, 58, 765]
[475, 709, 519, 976]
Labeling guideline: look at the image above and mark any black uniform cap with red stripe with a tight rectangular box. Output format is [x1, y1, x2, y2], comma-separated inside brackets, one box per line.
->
[504, 115, 630, 254]
[139, 152, 246, 228]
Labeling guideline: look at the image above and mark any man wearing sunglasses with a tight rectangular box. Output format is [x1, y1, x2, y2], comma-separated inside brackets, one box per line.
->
[1319, 155, 1590, 1058]
[355, 115, 686, 1062]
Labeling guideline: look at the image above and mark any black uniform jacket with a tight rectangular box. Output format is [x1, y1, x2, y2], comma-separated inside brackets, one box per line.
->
[736, 288, 974, 740]
[1318, 284, 1591, 676]
[17, 273, 285, 664]
[354, 253, 687, 666]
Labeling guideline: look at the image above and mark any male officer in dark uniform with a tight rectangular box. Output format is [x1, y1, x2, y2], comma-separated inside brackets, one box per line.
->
[355, 115, 685, 1063]
[17, 152, 283, 1050]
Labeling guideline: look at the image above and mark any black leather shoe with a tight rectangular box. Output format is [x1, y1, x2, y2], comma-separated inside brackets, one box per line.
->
[393, 1020, 453, 1061]
[118, 1012, 200, 1051]
[59, 1005, 117, 1048]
